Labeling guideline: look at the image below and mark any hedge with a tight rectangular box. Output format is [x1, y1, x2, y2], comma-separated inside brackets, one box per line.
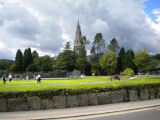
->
[0, 83, 160, 99]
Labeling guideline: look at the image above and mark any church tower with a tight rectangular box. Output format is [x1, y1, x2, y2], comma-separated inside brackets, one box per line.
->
[74, 20, 82, 54]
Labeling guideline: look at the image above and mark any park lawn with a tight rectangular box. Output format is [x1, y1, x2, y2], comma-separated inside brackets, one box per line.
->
[0, 77, 109, 86]
[0, 76, 160, 92]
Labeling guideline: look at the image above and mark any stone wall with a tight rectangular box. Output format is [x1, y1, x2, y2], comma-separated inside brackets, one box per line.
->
[0, 87, 160, 112]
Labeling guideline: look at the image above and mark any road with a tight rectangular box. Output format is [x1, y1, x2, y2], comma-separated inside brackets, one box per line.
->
[0, 99, 160, 120]
[61, 106, 160, 120]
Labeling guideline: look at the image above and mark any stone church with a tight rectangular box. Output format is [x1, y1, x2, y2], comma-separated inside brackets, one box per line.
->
[74, 21, 82, 54]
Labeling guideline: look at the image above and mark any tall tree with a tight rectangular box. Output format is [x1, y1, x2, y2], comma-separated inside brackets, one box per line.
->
[91, 33, 105, 55]
[15, 49, 23, 72]
[107, 38, 120, 52]
[23, 48, 33, 71]
[100, 50, 117, 75]
[76, 36, 88, 74]
[90, 33, 105, 75]
[134, 48, 149, 72]
[116, 47, 125, 73]
[32, 50, 39, 59]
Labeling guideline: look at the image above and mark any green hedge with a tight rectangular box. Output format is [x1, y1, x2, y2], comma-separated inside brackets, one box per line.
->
[0, 83, 160, 99]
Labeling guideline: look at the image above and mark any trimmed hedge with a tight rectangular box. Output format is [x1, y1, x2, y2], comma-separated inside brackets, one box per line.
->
[1, 83, 160, 99]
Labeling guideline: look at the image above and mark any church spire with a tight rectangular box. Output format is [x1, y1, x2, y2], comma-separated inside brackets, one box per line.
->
[74, 20, 82, 54]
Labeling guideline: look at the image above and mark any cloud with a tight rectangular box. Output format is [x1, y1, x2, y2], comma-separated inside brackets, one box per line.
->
[152, 8, 160, 15]
[0, 0, 160, 60]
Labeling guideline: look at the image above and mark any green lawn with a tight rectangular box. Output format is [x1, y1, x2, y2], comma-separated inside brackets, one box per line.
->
[0, 76, 160, 92]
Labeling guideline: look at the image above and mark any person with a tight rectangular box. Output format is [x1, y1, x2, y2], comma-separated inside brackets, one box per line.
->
[8, 73, 12, 84]
[26, 75, 29, 83]
[36, 74, 41, 83]
[15, 74, 18, 80]
[20, 74, 23, 80]
[2, 74, 6, 84]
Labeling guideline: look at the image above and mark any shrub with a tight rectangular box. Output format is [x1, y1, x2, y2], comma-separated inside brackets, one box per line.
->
[123, 68, 134, 77]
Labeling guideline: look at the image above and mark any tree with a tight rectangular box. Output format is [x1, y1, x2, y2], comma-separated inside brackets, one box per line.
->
[23, 48, 33, 71]
[76, 46, 87, 74]
[32, 50, 39, 59]
[32, 55, 53, 72]
[122, 50, 135, 70]
[91, 33, 105, 55]
[134, 48, 149, 72]
[15, 49, 23, 72]
[64, 41, 71, 50]
[116, 47, 125, 73]
[90, 33, 105, 75]
[56, 50, 77, 72]
[123, 68, 134, 77]
[100, 50, 117, 75]
[8, 64, 16, 72]
[107, 38, 120, 52]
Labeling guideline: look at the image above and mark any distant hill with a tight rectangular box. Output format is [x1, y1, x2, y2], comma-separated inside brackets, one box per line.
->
[0, 59, 15, 64]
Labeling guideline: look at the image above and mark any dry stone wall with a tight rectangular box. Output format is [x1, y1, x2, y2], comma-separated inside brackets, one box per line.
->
[0, 87, 160, 112]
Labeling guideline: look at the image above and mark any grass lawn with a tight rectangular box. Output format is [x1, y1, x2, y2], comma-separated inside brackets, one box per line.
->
[0, 76, 160, 92]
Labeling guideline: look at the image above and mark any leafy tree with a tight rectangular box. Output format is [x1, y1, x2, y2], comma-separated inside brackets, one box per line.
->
[122, 50, 135, 70]
[15, 49, 23, 72]
[32, 55, 53, 72]
[107, 38, 120, 52]
[100, 50, 117, 75]
[56, 50, 77, 72]
[64, 41, 71, 50]
[76, 46, 87, 74]
[8, 64, 16, 72]
[123, 68, 134, 77]
[90, 33, 105, 75]
[23, 48, 33, 71]
[91, 33, 105, 55]
[134, 48, 149, 72]
[32, 50, 39, 59]
[0, 60, 12, 70]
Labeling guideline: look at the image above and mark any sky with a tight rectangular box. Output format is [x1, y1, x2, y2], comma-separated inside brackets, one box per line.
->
[0, 0, 160, 60]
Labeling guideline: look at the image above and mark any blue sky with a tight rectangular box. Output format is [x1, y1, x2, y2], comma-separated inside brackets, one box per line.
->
[143, 0, 160, 23]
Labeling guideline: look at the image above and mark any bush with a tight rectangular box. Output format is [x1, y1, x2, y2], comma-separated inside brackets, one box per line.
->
[123, 68, 134, 77]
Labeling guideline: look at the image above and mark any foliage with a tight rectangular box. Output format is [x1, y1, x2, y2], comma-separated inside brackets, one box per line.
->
[23, 48, 33, 71]
[134, 48, 149, 72]
[32, 50, 39, 59]
[116, 47, 125, 73]
[122, 50, 136, 70]
[107, 38, 120, 52]
[91, 33, 105, 55]
[123, 68, 134, 77]
[32, 55, 53, 72]
[76, 36, 88, 74]
[0, 60, 12, 70]
[100, 50, 117, 75]
[64, 41, 71, 50]
[15, 49, 23, 72]
[56, 50, 77, 72]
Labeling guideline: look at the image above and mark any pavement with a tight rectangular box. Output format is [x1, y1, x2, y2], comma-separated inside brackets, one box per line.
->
[0, 99, 160, 120]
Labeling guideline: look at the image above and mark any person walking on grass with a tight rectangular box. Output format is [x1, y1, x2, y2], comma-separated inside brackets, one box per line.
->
[8, 73, 12, 84]
[36, 74, 41, 83]
[26, 75, 29, 83]
[2, 74, 6, 84]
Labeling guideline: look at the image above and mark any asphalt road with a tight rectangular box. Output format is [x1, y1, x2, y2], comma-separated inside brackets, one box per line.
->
[64, 106, 160, 120]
